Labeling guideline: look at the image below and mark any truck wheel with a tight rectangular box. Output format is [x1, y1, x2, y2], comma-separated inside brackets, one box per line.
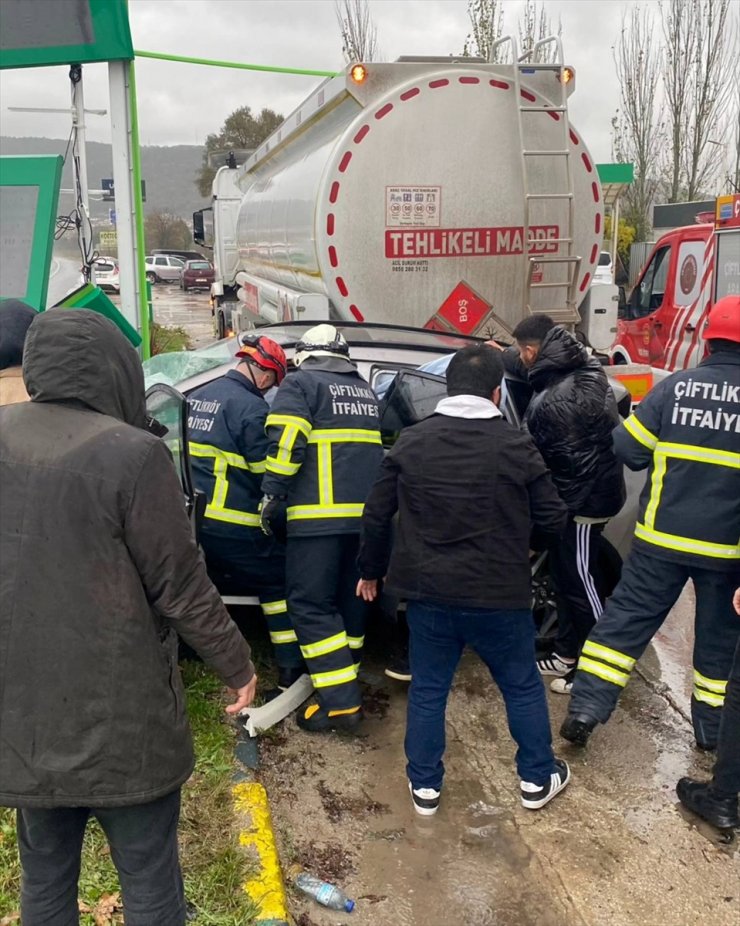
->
[217, 310, 227, 340]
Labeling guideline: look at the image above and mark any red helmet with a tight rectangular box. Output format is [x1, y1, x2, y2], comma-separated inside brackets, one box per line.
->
[703, 296, 740, 343]
[235, 334, 288, 383]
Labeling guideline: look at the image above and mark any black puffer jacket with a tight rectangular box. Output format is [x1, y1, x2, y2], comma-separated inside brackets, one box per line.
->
[513, 327, 625, 518]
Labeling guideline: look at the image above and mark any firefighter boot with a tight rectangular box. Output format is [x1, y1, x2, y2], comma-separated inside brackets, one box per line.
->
[676, 778, 740, 830]
[297, 702, 363, 734]
[560, 712, 598, 747]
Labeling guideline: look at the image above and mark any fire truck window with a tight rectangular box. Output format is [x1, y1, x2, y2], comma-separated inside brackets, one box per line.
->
[635, 245, 671, 317]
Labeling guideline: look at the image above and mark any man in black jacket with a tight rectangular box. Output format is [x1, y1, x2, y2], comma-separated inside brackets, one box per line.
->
[0, 310, 256, 925]
[358, 346, 570, 816]
[503, 315, 625, 694]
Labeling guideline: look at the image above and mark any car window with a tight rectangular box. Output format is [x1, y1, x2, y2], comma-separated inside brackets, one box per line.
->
[188, 261, 211, 270]
[95, 262, 114, 272]
[598, 252, 611, 266]
[154, 257, 167, 266]
[634, 245, 671, 317]
[144, 384, 194, 507]
[170, 258, 185, 268]
[143, 339, 237, 390]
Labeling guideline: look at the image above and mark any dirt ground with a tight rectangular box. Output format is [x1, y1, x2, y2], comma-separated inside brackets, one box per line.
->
[259, 595, 738, 926]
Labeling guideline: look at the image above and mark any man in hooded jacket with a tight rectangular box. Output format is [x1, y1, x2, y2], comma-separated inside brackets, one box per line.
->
[0, 309, 256, 926]
[498, 314, 625, 694]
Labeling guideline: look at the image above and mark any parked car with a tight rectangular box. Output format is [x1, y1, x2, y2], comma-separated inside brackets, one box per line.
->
[143, 322, 641, 649]
[144, 254, 185, 284]
[92, 257, 119, 293]
[594, 250, 614, 284]
[180, 259, 215, 292]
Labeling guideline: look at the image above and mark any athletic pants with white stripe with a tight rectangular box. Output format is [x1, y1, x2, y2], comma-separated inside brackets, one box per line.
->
[570, 547, 740, 748]
[548, 518, 606, 660]
[286, 534, 366, 712]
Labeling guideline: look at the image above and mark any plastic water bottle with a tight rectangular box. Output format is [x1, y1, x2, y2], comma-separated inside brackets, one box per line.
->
[294, 872, 355, 912]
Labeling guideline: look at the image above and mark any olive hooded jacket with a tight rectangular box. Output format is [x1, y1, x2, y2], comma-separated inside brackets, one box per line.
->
[0, 310, 253, 808]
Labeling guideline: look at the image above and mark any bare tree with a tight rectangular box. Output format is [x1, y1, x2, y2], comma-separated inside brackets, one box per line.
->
[461, 0, 505, 61]
[518, 0, 562, 63]
[659, 0, 694, 201]
[335, 0, 379, 63]
[684, 0, 733, 199]
[611, 5, 665, 240]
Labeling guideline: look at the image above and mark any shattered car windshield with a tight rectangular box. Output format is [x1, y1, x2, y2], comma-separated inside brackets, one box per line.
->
[142, 338, 236, 390]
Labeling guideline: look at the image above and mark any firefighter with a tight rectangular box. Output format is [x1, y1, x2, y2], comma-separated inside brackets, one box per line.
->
[561, 296, 740, 750]
[188, 334, 304, 689]
[261, 324, 383, 733]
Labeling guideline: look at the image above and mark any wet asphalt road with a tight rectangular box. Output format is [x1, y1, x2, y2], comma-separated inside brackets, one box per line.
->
[155, 288, 738, 926]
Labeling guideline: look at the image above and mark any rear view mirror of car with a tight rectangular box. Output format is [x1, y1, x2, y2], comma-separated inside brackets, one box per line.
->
[380, 370, 448, 439]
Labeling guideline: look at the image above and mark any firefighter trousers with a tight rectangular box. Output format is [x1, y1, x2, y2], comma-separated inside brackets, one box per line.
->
[200, 532, 302, 669]
[569, 547, 740, 748]
[713, 632, 740, 796]
[286, 533, 366, 712]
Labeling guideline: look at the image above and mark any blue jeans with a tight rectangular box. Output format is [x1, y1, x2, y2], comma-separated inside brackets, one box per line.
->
[405, 600, 556, 790]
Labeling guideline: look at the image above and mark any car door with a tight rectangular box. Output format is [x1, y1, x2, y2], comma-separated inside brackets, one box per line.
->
[145, 383, 205, 537]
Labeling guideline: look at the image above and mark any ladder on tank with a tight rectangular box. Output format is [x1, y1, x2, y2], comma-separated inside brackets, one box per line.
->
[492, 36, 582, 326]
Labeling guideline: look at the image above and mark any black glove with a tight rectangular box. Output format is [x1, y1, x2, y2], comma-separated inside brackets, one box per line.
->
[260, 495, 288, 543]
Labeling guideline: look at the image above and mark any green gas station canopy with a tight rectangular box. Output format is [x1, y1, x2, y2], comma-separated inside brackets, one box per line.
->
[0, 0, 133, 69]
[597, 163, 634, 208]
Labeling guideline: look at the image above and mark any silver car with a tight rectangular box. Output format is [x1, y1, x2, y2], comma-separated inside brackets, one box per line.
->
[144, 254, 185, 284]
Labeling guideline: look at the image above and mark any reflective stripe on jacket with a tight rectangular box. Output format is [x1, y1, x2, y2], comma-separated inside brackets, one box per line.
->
[613, 351, 740, 570]
[187, 370, 269, 537]
[262, 359, 383, 536]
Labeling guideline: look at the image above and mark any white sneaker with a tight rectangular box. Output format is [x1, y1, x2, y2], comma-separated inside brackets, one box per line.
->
[521, 759, 571, 810]
[408, 781, 440, 816]
[537, 653, 576, 677]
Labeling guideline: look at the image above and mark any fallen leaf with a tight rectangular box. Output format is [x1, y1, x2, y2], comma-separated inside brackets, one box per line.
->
[0, 914, 21, 925]
[92, 891, 122, 926]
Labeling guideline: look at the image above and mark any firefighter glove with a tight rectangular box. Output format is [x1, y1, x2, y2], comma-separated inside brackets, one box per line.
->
[260, 495, 288, 542]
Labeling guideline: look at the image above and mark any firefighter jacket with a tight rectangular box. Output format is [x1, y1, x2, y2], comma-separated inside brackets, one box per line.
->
[188, 370, 269, 540]
[613, 349, 740, 572]
[262, 356, 383, 536]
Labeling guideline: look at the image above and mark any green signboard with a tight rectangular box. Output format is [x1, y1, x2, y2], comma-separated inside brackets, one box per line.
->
[0, 155, 63, 310]
[0, 0, 133, 69]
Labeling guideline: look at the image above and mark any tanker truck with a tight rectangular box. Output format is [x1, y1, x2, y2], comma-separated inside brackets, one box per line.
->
[194, 38, 617, 349]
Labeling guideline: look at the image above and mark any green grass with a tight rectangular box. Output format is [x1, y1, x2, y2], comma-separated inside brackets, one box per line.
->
[0, 662, 260, 925]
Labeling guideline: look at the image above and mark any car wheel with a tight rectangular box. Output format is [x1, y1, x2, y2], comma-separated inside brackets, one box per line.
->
[531, 537, 623, 657]
[146, 271, 157, 284]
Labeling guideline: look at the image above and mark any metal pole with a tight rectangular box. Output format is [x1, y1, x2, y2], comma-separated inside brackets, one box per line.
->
[611, 197, 620, 285]
[70, 64, 92, 280]
[128, 60, 151, 359]
[108, 59, 141, 338]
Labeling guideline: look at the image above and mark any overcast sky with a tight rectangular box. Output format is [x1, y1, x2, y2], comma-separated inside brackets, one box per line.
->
[0, 0, 646, 162]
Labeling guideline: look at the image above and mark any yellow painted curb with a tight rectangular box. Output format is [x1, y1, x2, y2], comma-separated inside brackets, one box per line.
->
[233, 781, 290, 924]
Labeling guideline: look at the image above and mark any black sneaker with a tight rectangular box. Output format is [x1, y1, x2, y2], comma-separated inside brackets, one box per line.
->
[297, 702, 363, 734]
[560, 712, 598, 746]
[408, 781, 440, 816]
[385, 653, 412, 682]
[676, 778, 740, 830]
[520, 758, 571, 809]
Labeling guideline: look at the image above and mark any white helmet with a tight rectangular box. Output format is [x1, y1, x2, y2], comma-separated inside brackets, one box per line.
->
[293, 324, 350, 367]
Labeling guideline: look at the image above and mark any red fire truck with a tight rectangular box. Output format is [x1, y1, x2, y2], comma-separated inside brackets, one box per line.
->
[611, 194, 740, 372]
